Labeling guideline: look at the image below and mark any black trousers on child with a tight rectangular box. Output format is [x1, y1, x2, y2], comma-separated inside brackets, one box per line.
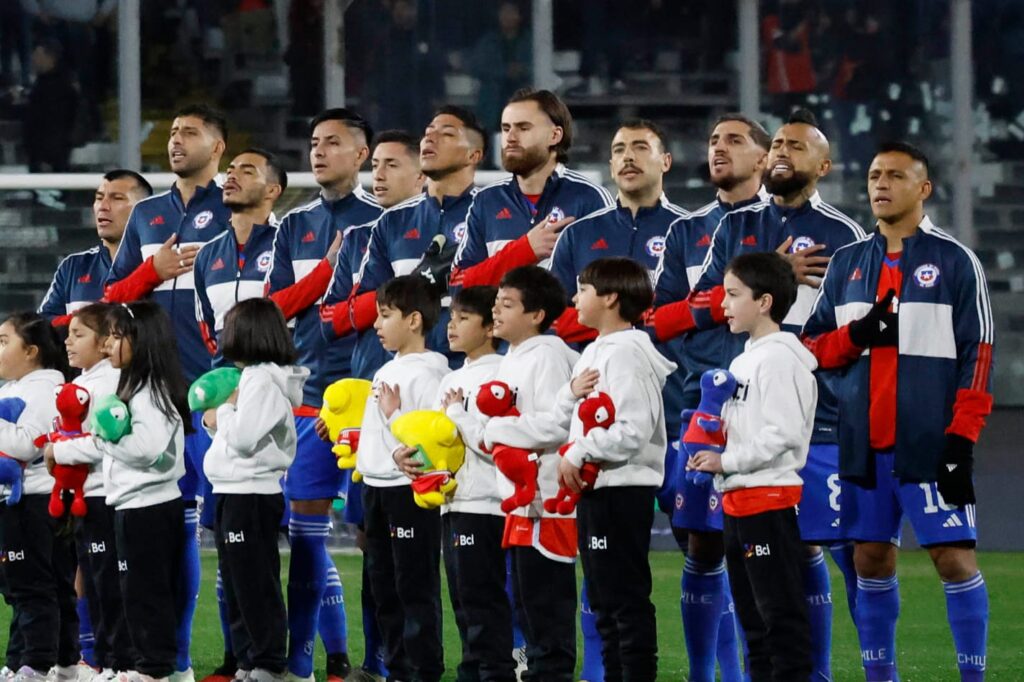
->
[723, 506, 812, 682]
[363, 484, 444, 682]
[0, 493, 79, 671]
[577, 486, 659, 682]
[78, 496, 135, 671]
[508, 543, 576, 682]
[114, 498, 184, 679]
[215, 493, 287, 674]
[442, 512, 515, 682]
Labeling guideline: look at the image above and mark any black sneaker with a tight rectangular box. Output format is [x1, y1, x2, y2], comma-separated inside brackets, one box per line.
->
[325, 653, 352, 682]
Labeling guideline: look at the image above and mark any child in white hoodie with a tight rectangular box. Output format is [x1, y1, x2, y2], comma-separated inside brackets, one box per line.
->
[0, 313, 72, 682]
[553, 258, 677, 682]
[688, 252, 817, 682]
[52, 301, 189, 682]
[202, 298, 308, 682]
[357, 275, 450, 682]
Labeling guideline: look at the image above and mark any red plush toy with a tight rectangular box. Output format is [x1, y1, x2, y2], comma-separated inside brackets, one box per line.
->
[545, 391, 616, 515]
[34, 383, 92, 518]
[475, 380, 541, 513]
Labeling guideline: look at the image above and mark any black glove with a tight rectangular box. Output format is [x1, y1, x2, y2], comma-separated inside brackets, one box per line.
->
[414, 234, 458, 297]
[936, 433, 975, 507]
[848, 288, 898, 348]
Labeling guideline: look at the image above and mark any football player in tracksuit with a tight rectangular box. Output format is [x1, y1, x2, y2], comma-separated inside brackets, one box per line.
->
[318, 129, 425, 680]
[651, 114, 770, 682]
[803, 142, 993, 682]
[264, 108, 381, 682]
[104, 104, 232, 682]
[39, 170, 153, 327]
[544, 119, 686, 682]
[653, 110, 866, 681]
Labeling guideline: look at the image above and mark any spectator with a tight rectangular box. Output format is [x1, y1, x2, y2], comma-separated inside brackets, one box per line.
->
[762, 0, 818, 106]
[472, 1, 532, 130]
[0, 0, 32, 88]
[24, 38, 78, 172]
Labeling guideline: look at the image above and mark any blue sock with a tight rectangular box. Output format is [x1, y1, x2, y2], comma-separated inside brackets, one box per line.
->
[216, 569, 233, 664]
[506, 553, 525, 650]
[944, 572, 988, 682]
[580, 583, 604, 681]
[360, 560, 387, 677]
[803, 552, 833, 681]
[176, 507, 200, 672]
[287, 513, 330, 678]
[317, 560, 348, 655]
[77, 596, 96, 668]
[855, 575, 899, 682]
[681, 558, 726, 682]
[716, 569, 744, 682]
[828, 542, 859, 624]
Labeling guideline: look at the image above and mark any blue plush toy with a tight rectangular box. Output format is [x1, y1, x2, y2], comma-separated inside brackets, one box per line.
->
[680, 368, 737, 487]
[0, 397, 27, 505]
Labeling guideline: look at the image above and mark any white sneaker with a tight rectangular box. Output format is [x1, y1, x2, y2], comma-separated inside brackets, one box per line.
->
[12, 667, 48, 682]
[512, 646, 527, 681]
[0, 668, 14, 682]
[114, 671, 139, 682]
[50, 666, 77, 682]
[246, 671, 285, 682]
[168, 670, 193, 682]
[231, 672, 250, 682]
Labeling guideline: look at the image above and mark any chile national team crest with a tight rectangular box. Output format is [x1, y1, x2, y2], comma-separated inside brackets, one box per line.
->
[452, 221, 468, 244]
[193, 210, 214, 230]
[789, 235, 816, 253]
[645, 236, 666, 258]
[547, 207, 565, 223]
[913, 263, 940, 288]
[256, 250, 273, 273]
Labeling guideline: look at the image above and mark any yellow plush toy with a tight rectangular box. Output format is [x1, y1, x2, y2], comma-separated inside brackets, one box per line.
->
[319, 378, 373, 479]
[390, 410, 466, 509]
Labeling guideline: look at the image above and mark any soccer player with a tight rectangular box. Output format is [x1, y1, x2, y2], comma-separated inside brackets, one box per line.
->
[103, 103, 233, 682]
[651, 114, 770, 682]
[653, 109, 866, 680]
[803, 142, 992, 682]
[264, 107, 381, 682]
[449, 88, 613, 290]
[39, 169, 153, 325]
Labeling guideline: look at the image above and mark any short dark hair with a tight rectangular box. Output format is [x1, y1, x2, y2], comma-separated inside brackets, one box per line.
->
[71, 303, 114, 337]
[174, 104, 228, 143]
[712, 113, 771, 151]
[876, 141, 930, 177]
[434, 105, 487, 156]
[377, 275, 441, 332]
[498, 266, 566, 332]
[579, 257, 654, 324]
[618, 119, 669, 153]
[238, 147, 289, 192]
[507, 88, 573, 163]
[787, 107, 819, 128]
[309, 107, 374, 146]
[452, 286, 499, 348]
[373, 130, 420, 160]
[103, 169, 153, 198]
[221, 298, 297, 366]
[724, 252, 797, 324]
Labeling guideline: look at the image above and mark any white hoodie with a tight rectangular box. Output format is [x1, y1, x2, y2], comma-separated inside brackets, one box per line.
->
[0, 368, 64, 497]
[55, 359, 121, 498]
[436, 353, 503, 516]
[357, 350, 451, 487]
[204, 363, 309, 495]
[54, 384, 185, 510]
[482, 334, 579, 519]
[554, 329, 677, 489]
[716, 331, 818, 493]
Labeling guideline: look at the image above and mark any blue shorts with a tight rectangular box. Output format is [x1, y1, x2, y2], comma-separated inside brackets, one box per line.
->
[284, 415, 347, 501]
[841, 451, 977, 547]
[180, 411, 213, 505]
[343, 476, 365, 526]
[668, 441, 724, 532]
[796, 443, 844, 543]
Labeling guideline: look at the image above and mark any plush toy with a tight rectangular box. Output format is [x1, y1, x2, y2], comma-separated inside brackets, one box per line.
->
[32, 383, 92, 518]
[475, 380, 540, 513]
[188, 367, 242, 411]
[320, 378, 373, 476]
[545, 392, 616, 515]
[0, 398, 27, 506]
[90, 394, 132, 443]
[390, 410, 466, 509]
[681, 368, 737, 487]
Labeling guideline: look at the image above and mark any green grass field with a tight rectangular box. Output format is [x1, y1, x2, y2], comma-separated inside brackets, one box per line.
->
[10, 550, 1018, 681]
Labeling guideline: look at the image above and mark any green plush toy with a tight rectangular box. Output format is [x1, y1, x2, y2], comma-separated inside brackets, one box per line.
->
[188, 367, 242, 412]
[90, 394, 132, 443]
